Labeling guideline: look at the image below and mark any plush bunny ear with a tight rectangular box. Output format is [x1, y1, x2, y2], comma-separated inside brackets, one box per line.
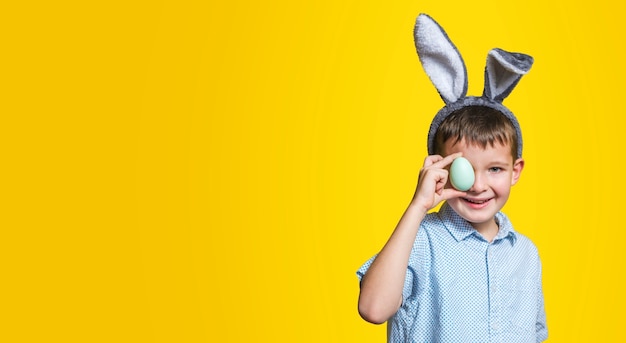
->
[483, 48, 534, 102]
[414, 14, 468, 104]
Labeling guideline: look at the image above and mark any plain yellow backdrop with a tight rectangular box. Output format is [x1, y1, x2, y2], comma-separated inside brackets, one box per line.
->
[1, 0, 625, 342]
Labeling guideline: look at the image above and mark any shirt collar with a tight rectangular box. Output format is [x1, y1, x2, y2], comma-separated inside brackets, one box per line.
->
[437, 202, 517, 244]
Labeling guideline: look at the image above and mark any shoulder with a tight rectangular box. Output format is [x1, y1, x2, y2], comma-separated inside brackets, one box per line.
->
[497, 211, 541, 256]
[507, 230, 544, 273]
[406, 212, 447, 268]
[512, 230, 540, 255]
[419, 211, 447, 235]
[413, 211, 450, 249]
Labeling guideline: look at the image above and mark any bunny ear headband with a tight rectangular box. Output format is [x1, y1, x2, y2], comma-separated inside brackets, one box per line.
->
[414, 14, 533, 159]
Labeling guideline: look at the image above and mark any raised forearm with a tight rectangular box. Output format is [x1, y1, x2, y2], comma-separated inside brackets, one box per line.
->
[358, 153, 465, 324]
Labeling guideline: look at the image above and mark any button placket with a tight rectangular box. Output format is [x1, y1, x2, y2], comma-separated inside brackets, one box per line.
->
[486, 243, 502, 341]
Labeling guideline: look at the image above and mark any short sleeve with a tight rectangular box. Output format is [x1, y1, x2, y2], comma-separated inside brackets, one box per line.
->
[401, 264, 416, 306]
[402, 227, 430, 305]
[535, 259, 548, 341]
[356, 255, 376, 282]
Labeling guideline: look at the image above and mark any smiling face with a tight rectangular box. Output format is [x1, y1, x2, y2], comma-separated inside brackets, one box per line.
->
[432, 105, 524, 237]
[443, 139, 524, 235]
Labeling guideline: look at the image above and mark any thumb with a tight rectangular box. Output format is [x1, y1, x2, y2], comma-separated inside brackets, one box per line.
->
[441, 188, 467, 201]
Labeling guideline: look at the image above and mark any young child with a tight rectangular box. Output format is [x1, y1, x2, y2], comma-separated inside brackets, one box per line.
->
[357, 14, 547, 342]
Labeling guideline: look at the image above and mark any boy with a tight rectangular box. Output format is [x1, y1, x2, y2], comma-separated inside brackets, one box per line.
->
[356, 14, 547, 342]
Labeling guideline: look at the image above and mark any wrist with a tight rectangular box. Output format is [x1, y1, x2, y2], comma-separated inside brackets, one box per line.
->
[407, 200, 429, 217]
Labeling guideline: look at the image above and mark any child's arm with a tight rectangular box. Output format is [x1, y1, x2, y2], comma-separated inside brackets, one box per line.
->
[358, 153, 466, 324]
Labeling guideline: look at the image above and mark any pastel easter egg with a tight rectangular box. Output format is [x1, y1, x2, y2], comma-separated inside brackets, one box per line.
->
[450, 157, 475, 191]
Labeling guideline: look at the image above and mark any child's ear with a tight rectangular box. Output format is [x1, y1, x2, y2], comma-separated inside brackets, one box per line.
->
[511, 158, 525, 185]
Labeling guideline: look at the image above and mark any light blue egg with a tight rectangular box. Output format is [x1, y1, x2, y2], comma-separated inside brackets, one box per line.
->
[450, 157, 475, 191]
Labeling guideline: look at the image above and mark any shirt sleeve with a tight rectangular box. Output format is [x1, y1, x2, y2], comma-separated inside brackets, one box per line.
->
[535, 261, 548, 342]
[356, 255, 376, 282]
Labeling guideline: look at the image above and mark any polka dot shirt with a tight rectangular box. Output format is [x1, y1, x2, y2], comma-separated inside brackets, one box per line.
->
[357, 203, 547, 342]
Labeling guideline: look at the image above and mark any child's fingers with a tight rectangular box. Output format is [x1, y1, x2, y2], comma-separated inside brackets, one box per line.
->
[422, 154, 443, 168]
[430, 152, 462, 169]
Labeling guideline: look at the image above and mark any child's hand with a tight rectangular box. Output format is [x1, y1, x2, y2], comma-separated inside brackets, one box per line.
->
[412, 152, 467, 212]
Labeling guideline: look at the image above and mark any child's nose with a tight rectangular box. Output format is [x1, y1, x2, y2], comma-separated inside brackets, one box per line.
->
[469, 172, 487, 192]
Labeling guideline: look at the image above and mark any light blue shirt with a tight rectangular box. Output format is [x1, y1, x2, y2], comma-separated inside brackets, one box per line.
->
[357, 203, 547, 342]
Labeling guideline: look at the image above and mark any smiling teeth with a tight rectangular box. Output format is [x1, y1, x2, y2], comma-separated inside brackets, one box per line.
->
[466, 198, 487, 204]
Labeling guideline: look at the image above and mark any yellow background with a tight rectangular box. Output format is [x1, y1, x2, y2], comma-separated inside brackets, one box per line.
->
[2, 0, 625, 342]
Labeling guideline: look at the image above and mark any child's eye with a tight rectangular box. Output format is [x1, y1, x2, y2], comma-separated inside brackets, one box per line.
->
[489, 167, 502, 173]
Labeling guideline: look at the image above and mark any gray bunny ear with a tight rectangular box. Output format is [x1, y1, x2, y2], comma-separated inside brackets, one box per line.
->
[483, 48, 534, 102]
[414, 14, 467, 104]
